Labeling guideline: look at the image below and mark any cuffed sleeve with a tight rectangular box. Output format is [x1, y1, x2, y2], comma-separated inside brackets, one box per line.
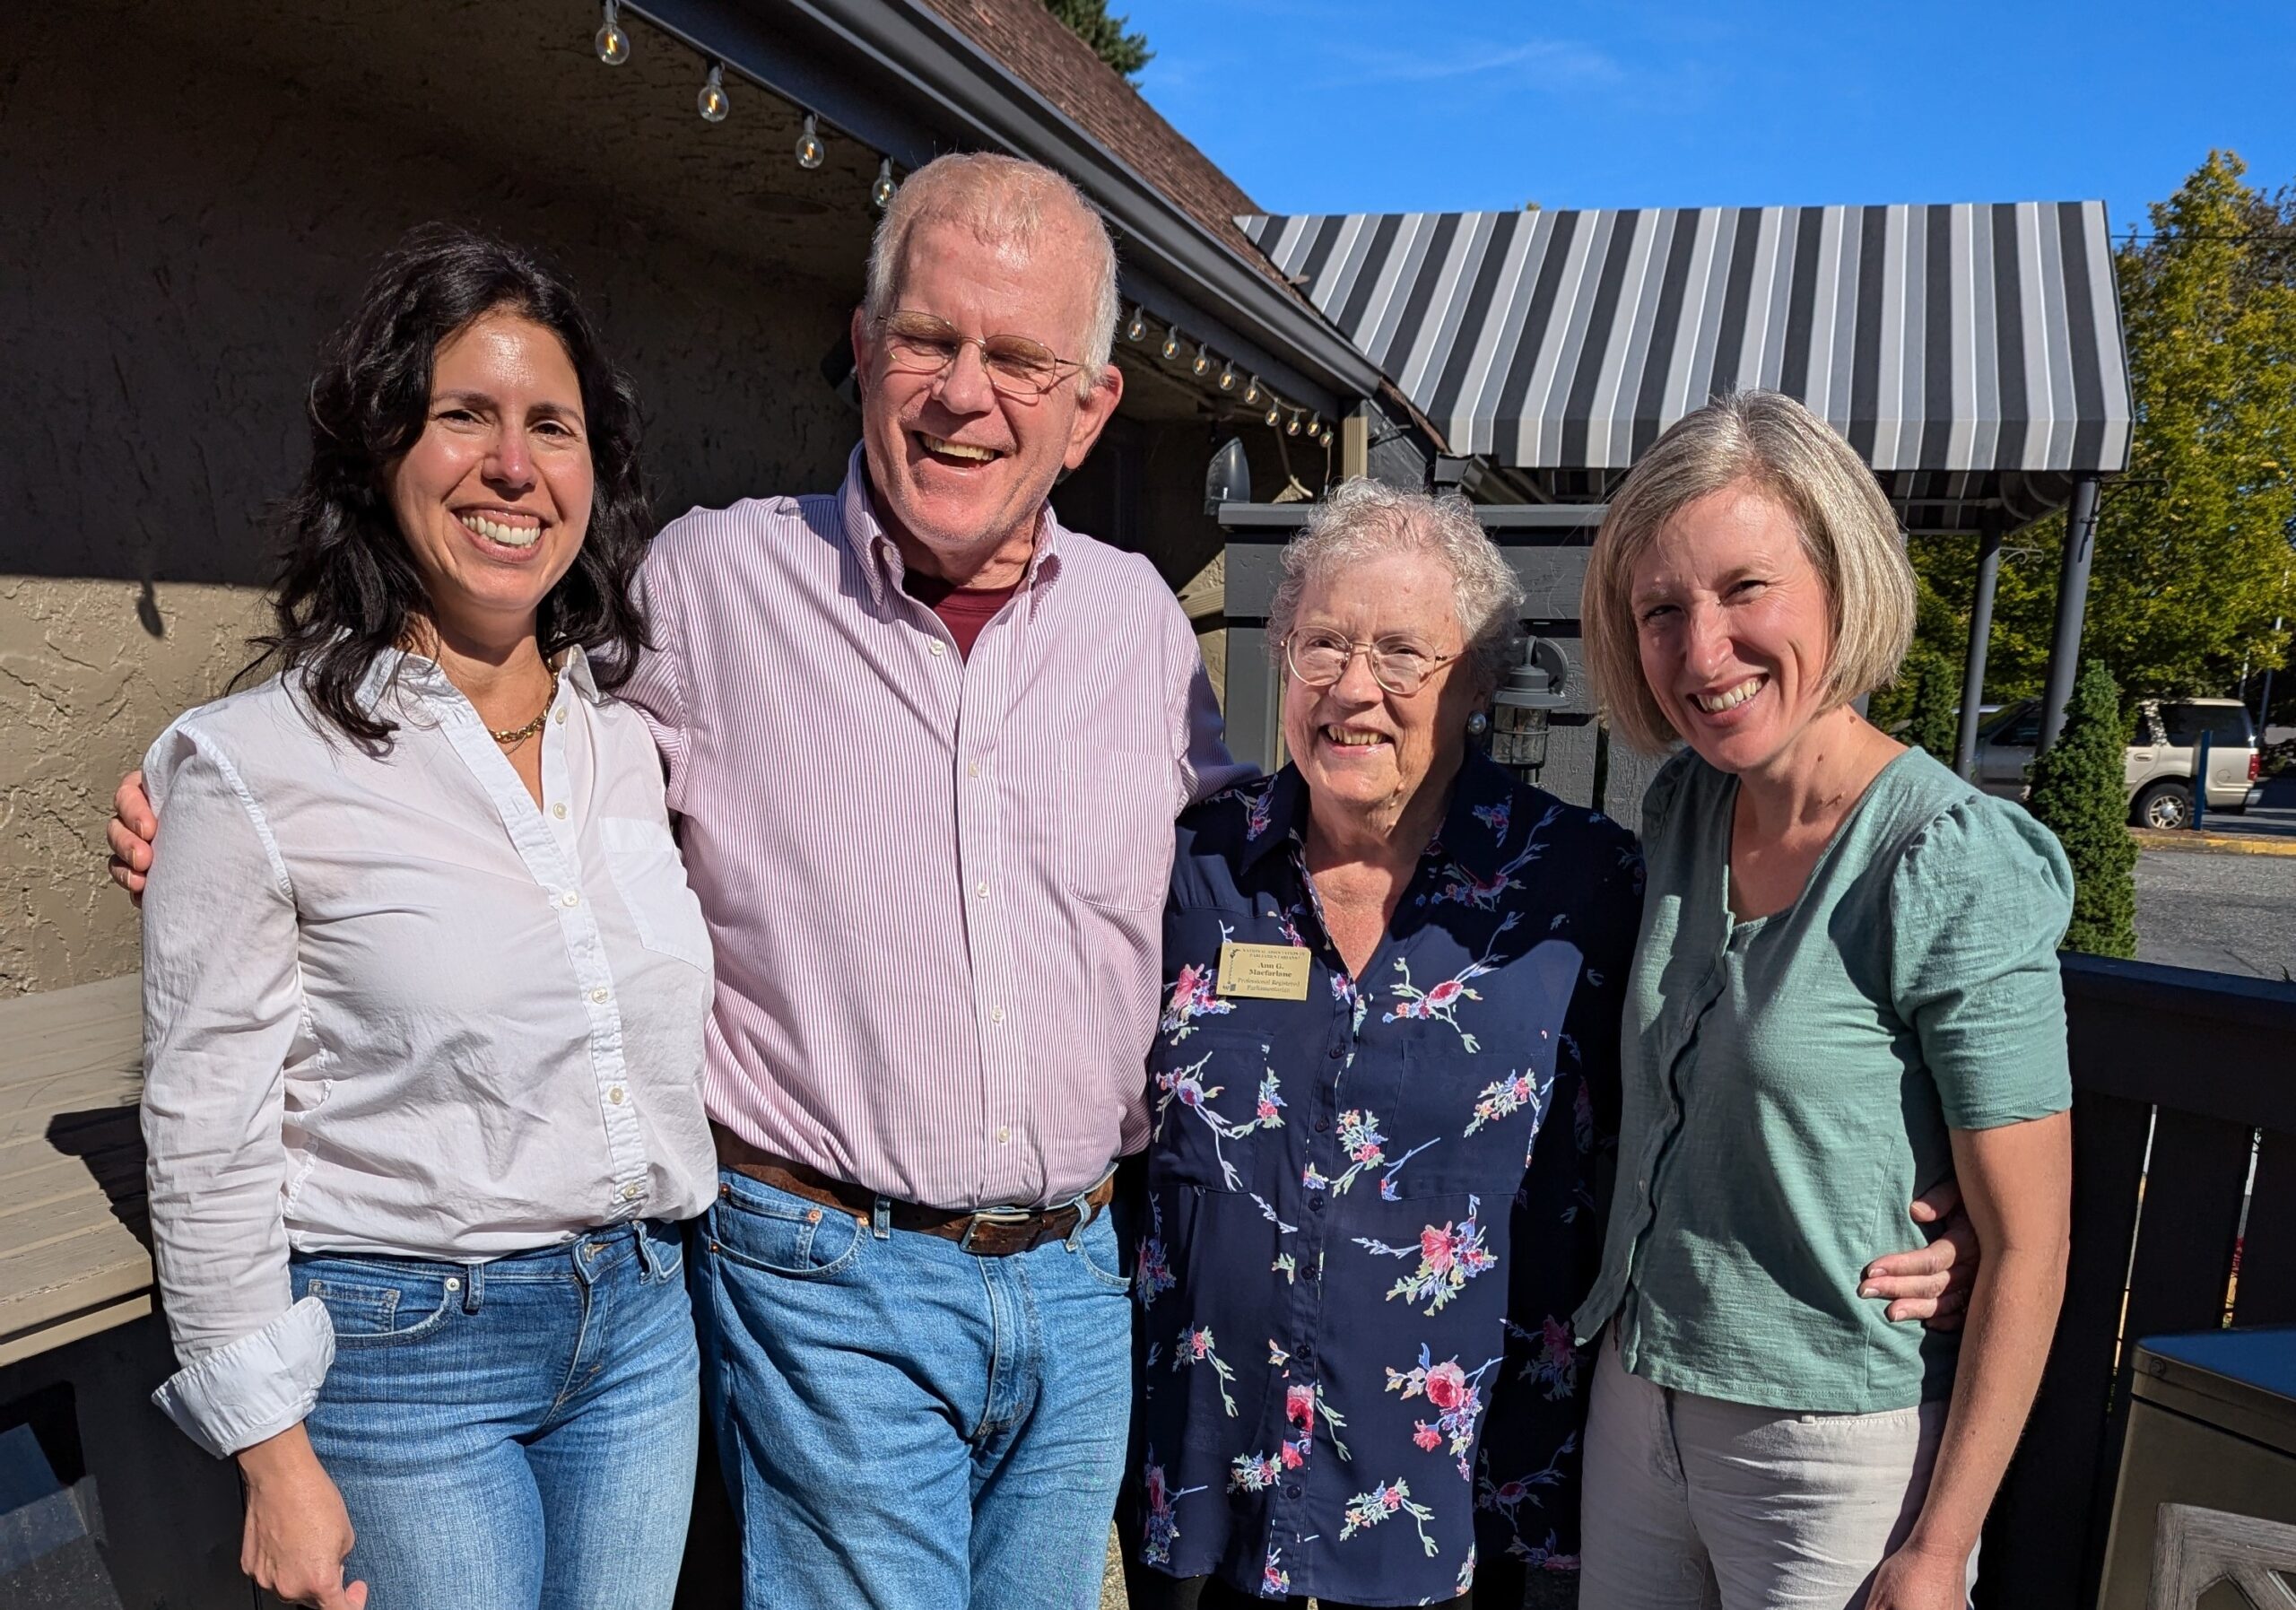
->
[140, 718, 313, 1452]
[151, 1293, 335, 1458]
[1889, 797, 2076, 1129]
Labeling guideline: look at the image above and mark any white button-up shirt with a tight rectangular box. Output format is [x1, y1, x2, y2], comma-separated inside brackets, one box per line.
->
[138, 648, 714, 1457]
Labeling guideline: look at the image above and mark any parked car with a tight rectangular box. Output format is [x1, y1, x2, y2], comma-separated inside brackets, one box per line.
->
[1973, 696, 2265, 830]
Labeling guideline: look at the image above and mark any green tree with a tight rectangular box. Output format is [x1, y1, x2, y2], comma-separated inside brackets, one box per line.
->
[1042, 0, 1152, 78]
[1902, 648, 1961, 759]
[2026, 660, 2139, 958]
[1907, 152, 2296, 702]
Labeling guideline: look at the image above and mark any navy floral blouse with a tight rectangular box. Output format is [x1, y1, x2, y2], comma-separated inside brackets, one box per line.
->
[1125, 753, 1642, 1606]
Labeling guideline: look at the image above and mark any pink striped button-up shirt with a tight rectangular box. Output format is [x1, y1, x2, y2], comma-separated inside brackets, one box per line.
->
[620, 448, 1247, 1209]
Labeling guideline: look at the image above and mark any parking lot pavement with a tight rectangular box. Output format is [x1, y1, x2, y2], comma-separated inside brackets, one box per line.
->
[2198, 770, 2296, 840]
[2135, 840, 2296, 980]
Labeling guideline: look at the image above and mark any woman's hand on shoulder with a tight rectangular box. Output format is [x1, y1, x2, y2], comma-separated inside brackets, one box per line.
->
[234, 1423, 367, 1608]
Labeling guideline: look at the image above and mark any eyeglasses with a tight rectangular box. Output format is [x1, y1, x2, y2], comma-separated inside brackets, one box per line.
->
[874, 309, 1085, 399]
[1283, 631, 1460, 696]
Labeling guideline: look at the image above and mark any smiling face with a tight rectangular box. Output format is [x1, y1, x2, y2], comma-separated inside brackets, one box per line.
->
[1629, 480, 1840, 778]
[1282, 550, 1483, 832]
[851, 215, 1122, 587]
[387, 309, 592, 648]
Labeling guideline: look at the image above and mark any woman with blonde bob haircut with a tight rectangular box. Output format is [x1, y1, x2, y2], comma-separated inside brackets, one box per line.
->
[1570, 390, 2074, 1609]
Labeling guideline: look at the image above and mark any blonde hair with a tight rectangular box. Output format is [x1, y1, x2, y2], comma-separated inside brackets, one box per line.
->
[1581, 390, 1916, 753]
[863, 152, 1120, 394]
[1267, 479, 1526, 692]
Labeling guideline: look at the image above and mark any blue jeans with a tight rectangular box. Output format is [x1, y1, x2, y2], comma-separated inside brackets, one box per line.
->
[696, 1169, 1133, 1609]
[294, 1219, 700, 1608]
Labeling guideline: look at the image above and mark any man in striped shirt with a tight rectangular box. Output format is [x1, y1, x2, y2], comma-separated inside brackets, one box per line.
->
[624, 154, 1240, 1607]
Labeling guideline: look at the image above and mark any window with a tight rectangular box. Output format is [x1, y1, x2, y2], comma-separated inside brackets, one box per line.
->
[2160, 704, 2255, 749]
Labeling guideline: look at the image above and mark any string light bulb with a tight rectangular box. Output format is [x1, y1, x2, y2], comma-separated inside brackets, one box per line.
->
[795, 113, 825, 170]
[1217, 363, 1237, 392]
[1318, 425, 1335, 448]
[1286, 410, 1302, 437]
[1125, 306, 1147, 343]
[1161, 327, 1183, 362]
[1264, 400, 1282, 427]
[1304, 413, 1321, 439]
[1244, 376, 1263, 406]
[1190, 343, 1212, 378]
[871, 158, 897, 209]
[594, 0, 631, 65]
[697, 61, 729, 123]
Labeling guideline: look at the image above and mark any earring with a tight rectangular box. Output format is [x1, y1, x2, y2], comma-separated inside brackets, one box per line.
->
[1465, 710, 1491, 738]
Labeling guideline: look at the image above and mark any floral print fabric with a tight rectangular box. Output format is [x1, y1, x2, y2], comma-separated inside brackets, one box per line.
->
[1127, 754, 1641, 1605]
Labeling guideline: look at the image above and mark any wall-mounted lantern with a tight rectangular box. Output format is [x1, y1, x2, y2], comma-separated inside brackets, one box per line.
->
[1488, 635, 1570, 780]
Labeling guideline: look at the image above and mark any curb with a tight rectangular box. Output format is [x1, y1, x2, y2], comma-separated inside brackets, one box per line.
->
[2130, 828, 2296, 857]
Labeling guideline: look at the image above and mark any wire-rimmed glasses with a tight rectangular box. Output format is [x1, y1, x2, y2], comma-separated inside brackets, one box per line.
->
[874, 309, 1084, 399]
[1283, 631, 1460, 696]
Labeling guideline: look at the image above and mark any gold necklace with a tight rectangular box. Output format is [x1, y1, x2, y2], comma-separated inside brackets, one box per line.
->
[488, 670, 560, 746]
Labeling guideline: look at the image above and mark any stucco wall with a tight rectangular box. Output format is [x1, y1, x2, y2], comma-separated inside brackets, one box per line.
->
[1, 4, 863, 995]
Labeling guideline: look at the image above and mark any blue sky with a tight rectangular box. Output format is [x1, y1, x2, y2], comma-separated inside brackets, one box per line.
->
[1124, 1, 2295, 234]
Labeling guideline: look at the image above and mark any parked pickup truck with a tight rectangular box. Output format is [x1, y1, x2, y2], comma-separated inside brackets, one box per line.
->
[1973, 696, 2265, 830]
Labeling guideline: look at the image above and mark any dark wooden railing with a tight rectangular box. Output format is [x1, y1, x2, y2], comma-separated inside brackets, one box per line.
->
[1977, 953, 2296, 1608]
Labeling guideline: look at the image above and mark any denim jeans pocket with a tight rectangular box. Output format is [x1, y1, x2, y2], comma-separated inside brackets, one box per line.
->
[710, 1174, 865, 1279]
[1071, 1214, 1134, 1293]
[300, 1261, 460, 1348]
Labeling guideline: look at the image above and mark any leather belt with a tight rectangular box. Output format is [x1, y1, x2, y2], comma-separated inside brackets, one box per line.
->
[711, 1125, 1115, 1258]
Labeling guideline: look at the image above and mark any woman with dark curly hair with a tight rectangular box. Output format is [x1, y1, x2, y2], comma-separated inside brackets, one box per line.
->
[126, 226, 714, 1608]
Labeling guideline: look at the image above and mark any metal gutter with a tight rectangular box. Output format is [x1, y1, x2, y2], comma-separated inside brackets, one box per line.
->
[624, 0, 1382, 414]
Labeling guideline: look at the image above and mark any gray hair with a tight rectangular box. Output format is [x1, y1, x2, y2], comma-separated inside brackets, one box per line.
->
[1267, 479, 1526, 691]
[1580, 389, 1916, 753]
[863, 152, 1120, 394]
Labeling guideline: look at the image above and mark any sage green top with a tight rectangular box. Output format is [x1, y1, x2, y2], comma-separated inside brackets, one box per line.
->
[1571, 745, 2073, 1413]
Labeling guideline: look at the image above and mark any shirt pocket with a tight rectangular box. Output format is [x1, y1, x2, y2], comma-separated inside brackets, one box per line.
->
[598, 815, 713, 973]
[1060, 746, 1173, 912]
[1144, 1026, 1287, 1196]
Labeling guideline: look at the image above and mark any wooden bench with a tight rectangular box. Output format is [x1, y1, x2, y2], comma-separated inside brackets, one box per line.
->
[0, 974, 151, 1368]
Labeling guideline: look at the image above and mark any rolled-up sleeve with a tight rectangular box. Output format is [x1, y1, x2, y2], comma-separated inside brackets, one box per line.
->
[140, 719, 334, 1457]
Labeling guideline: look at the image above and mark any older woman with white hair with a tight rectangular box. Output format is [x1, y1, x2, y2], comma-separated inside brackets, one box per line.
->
[1571, 390, 2074, 1609]
[1121, 481, 1642, 1609]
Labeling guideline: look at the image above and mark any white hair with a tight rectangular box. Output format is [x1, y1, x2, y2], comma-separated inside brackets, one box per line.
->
[1267, 479, 1526, 691]
[863, 152, 1120, 393]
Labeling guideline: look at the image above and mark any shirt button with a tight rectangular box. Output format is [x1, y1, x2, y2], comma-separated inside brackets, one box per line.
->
[1326, 1044, 1344, 1059]
[996, 1125, 1011, 1144]
[991, 1006, 1005, 1024]
[590, 987, 610, 1005]
[609, 1086, 625, 1104]
[969, 761, 981, 778]
[553, 706, 567, 723]
[976, 880, 989, 898]
[552, 803, 568, 820]
[1314, 1116, 1330, 1133]
[929, 640, 946, 657]
[620, 1182, 641, 1201]
[1309, 1197, 1326, 1214]
[1285, 1484, 1302, 1500]
[561, 891, 580, 909]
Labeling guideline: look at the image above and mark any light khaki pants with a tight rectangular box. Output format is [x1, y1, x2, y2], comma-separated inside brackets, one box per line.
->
[1579, 1333, 1977, 1609]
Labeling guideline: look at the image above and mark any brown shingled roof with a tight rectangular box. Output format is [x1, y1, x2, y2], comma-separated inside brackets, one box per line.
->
[908, 0, 1302, 304]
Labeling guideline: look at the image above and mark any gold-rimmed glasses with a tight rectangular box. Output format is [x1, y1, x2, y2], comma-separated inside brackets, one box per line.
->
[874, 309, 1085, 399]
[1283, 631, 1460, 696]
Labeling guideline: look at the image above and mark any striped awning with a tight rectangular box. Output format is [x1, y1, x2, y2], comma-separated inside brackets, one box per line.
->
[1239, 204, 2133, 518]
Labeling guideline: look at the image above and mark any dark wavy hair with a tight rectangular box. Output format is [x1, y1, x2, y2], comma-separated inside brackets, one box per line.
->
[249, 223, 652, 745]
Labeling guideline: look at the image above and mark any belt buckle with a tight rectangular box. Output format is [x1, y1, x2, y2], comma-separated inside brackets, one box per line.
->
[958, 1205, 1035, 1255]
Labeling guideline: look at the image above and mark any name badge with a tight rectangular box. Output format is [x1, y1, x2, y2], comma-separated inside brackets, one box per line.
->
[1216, 941, 1312, 1001]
